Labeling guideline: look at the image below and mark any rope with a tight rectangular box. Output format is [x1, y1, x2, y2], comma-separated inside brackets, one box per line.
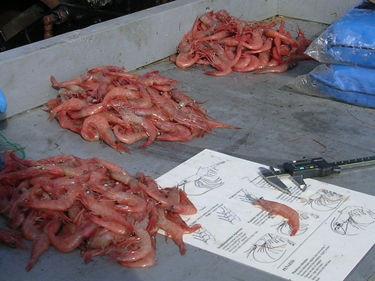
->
[0, 130, 26, 159]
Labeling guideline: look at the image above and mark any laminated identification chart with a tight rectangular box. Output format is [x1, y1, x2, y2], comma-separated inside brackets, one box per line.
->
[157, 149, 375, 281]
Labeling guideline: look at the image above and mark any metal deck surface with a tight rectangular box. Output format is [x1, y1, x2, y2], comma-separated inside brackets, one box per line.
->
[1, 19, 375, 281]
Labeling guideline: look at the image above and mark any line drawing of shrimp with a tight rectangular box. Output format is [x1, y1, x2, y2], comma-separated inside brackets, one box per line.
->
[275, 219, 307, 236]
[178, 161, 225, 196]
[304, 189, 345, 211]
[244, 233, 295, 263]
[331, 206, 375, 235]
[216, 206, 241, 224]
[241, 173, 279, 192]
[274, 210, 319, 236]
[238, 189, 257, 204]
[192, 227, 216, 244]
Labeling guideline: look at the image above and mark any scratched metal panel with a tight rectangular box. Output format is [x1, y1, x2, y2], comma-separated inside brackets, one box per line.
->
[277, 0, 359, 24]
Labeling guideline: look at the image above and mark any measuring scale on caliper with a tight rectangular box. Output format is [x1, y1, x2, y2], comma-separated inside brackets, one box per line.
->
[260, 156, 375, 194]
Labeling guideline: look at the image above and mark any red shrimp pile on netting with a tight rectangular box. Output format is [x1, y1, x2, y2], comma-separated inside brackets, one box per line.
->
[169, 10, 313, 76]
[47, 66, 240, 153]
[0, 152, 201, 270]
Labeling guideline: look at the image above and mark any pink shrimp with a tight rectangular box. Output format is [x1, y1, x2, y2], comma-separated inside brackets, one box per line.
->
[49, 98, 88, 122]
[137, 173, 178, 206]
[296, 26, 313, 54]
[48, 217, 97, 253]
[115, 226, 152, 262]
[267, 58, 281, 68]
[257, 51, 271, 69]
[112, 124, 148, 145]
[0, 165, 63, 183]
[175, 53, 200, 69]
[88, 183, 147, 213]
[88, 65, 126, 74]
[247, 37, 272, 54]
[241, 27, 264, 50]
[137, 73, 179, 88]
[233, 53, 252, 69]
[253, 197, 300, 236]
[101, 68, 140, 81]
[217, 37, 240, 47]
[155, 121, 199, 142]
[93, 158, 139, 188]
[80, 192, 133, 233]
[272, 38, 283, 62]
[87, 214, 130, 236]
[170, 88, 203, 111]
[80, 113, 130, 154]
[22, 187, 78, 211]
[205, 43, 243, 77]
[130, 105, 169, 122]
[197, 30, 233, 42]
[167, 189, 198, 215]
[157, 209, 186, 255]
[85, 228, 125, 255]
[264, 28, 299, 49]
[255, 62, 293, 74]
[50, 74, 93, 88]
[22, 209, 43, 241]
[67, 103, 104, 119]
[233, 54, 260, 72]
[181, 105, 240, 131]
[166, 212, 201, 234]
[147, 87, 211, 132]
[26, 220, 60, 271]
[102, 87, 141, 109]
[119, 246, 156, 268]
[0, 228, 28, 250]
[114, 107, 159, 149]
[199, 11, 220, 27]
[127, 85, 152, 109]
[56, 110, 83, 134]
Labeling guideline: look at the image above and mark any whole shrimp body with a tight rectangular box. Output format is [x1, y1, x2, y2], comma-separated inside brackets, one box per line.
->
[0, 228, 28, 250]
[253, 197, 300, 236]
[115, 107, 159, 149]
[49, 98, 88, 122]
[47, 217, 97, 253]
[80, 113, 130, 154]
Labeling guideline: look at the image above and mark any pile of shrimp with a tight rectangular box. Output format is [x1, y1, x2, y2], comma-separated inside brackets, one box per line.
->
[47, 65, 240, 154]
[170, 10, 313, 76]
[0, 152, 201, 271]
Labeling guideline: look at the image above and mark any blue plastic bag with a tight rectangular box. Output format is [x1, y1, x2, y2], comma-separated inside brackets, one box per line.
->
[310, 64, 375, 108]
[326, 1, 375, 67]
[0, 88, 6, 113]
